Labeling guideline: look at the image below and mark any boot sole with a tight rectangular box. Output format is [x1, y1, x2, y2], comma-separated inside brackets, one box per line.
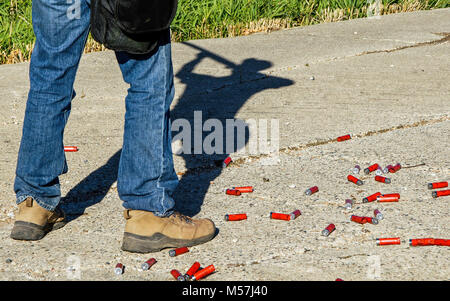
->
[121, 231, 216, 253]
[10, 220, 66, 241]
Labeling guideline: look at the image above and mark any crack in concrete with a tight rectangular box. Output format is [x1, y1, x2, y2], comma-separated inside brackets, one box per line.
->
[356, 32, 450, 56]
[179, 115, 448, 174]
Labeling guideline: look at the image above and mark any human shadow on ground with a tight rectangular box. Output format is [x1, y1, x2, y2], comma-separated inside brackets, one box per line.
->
[60, 41, 293, 221]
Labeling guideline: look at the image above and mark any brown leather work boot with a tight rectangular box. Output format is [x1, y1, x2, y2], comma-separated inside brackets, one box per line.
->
[10, 197, 66, 241]
[121, 210, 216, 253]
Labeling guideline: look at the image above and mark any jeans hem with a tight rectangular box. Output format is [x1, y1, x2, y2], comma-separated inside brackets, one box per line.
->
[16, 194, 58, 212]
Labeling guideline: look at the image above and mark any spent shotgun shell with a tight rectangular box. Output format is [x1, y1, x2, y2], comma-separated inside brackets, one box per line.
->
[322, 223, 336, 237]
[374, 209, 384, 220]
[382, 193, 400, 198]
[392, 163, 401, 172]
[64, 146, 78, 152]
[352, 165, 361, 175]
[232, 186, 254, 193]
[408, 238, 450, 246]
[428, 182, 448, 189]
[170, 269, 186, 281]
[344, 199, 353, 210]
[363, 192, 382, 203]
[192, 264, 215, 281]
[377, 196, 399, 202]
[351, 215, 378, 225]
[114, 263, 124, 275]
[224, 213, 247, 221]
[141, 258, 157, 271]
[223, 156, 232, 167]
[375, 167, 383, 176]
[364, 163, 380, 174]
[337, 134, 351, 142]
[375, 175, 391, 184]
[290, 209, 301, 220]
[185, 262, 201, 280]
[270, 212, 291, 221]
[305, 186, 319, 196]
[376, 238, 401, 246]
[225, 189, 241, 196]
[432, 189, 450, 198]
[169, 246, 189, 257]
[347, 175, 364, 186]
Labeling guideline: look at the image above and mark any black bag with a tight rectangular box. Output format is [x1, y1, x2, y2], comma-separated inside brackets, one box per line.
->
[90, 0, 178, 54]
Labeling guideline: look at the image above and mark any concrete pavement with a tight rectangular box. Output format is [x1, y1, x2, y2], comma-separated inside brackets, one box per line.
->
[0, 8, 449, 280]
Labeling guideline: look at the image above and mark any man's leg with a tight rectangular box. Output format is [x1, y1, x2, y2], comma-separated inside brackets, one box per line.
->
[115, 30, 216, 253]
[11, 0, 90, 240]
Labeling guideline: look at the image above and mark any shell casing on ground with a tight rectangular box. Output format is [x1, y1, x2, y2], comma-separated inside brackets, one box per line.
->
[305, 186, 319, 195]
[392, 163, 401, 172]
[170, 269, 185, 281]
[225, 189, 241, 196]
[344, 199, 353, 209]
[375, 175, 391, 184]
[64, 146, 78, 152]
[432, 189, 450, 198]
[351, 215, 378, 225]
[192, 264, 215, 281]
[363, 192, 382, 203]
[141, 258, 157, 271]
[374, 209, 383, 220]
[352, 165, 361, 174]
[223, 156, 232, 167]
[347, 175, 363, 186]
[232, 186, 253, 193]
[321, 223, 335, 236]
[169, 246, 189, 257]
[376, 237, 401, 246]
[290, 209, 301, 220]
[185, 262, 201, 280]
[337, 134, 351, 142]
[382, 193, 400, 198]
[270, 212, 291, 221]
[364, 163, 380, 174]
[114, 263, 124, 275]
[428, 182, 448, 189]
[377, 196, 399, 202]
[225, 213, 247, 221]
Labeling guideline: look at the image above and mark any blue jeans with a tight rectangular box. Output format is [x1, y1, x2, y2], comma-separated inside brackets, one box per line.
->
[14, 0, 178, 216]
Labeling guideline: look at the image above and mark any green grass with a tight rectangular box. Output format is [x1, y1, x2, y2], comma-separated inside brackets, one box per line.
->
[1, 0, 449, 64]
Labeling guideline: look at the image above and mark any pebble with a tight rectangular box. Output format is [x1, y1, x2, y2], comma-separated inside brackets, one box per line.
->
[5, 259, 12, 264]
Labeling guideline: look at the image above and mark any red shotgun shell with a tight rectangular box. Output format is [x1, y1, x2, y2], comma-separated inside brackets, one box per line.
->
[347, 175, 364, 186]
[432, 239, 450, 246]
[232, 186, 254, 193]
[374, 209, 383, 220]
[352, 165, 361, 174]
[409, 238, 435, 246]
[386, 165, 395, 173]
[428, 182, 448, 189]
[363, 192, 382, 203]
[224, 213, 247, 221]
[335, 278, 344, 281]
[364, 163, 380, 174]
[344, 199, 353, 209]
[169, 246, 189, 257]
[432, 189, 450, 198]
[375, 175, 391, 184]
[225, 189, 241, 196]
[321, 223, 336, 236]
[270, 212, 291, 221]
[376, 238, 401, 246]
[382, 193, 400, 198]
[192, 264, 215, 281]
[114, 263, 124, 275]
[392, 163, 401, 172]
[305, 186, 319, 196]
[185, 262, 201, 280]
[170, 269, 186, 281]
[337, 134, 351, 142]
[64, 146, 78, 152]
[141, 258, 157, 271]
[377, 196, 399, 203]
[351, 215, 378, 225]
[223, 156, 232, 167]
[289, 209, 301, 220]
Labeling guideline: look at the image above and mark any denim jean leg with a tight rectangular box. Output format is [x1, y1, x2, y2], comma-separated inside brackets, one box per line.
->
[116, 31, 178, 216]
[14, 0, 91, 211]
